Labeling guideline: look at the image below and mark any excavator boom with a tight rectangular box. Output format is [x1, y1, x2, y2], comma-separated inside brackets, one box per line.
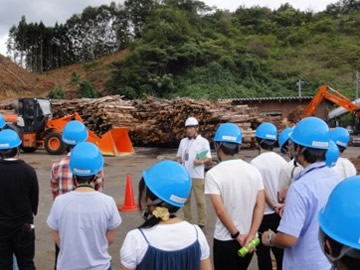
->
[304, 85, 360, 118]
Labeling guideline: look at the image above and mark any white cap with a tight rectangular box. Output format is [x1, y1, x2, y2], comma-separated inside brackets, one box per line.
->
[185, 117, 199, 127]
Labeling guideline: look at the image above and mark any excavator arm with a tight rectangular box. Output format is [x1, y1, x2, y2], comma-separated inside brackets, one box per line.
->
[304, 85, 360, 118]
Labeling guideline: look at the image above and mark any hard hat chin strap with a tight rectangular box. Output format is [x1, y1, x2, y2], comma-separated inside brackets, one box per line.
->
[319, 230, 360, 266]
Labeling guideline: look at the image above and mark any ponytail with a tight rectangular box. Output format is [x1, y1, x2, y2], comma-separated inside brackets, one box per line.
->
[138, 178, 179, 229]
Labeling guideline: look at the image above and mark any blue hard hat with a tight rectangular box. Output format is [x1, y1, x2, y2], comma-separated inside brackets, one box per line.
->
[214, 123, 242, 144]
[330, 127, 350, 149]
[69, 142, 104, 177]
[0, 129, 22, 150]
[279, 128, 293, 150]
[143, 160, 192, 208]
[0, 114, 6, 129]
[62, 121, 88, 145]
[290, 117, 329, 150]
[255, 122, 277, 141]
[319, 176, 360, 250]
[325, 140, 339, 167]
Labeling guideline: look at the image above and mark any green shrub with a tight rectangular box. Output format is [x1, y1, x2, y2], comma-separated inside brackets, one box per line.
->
[77, 80, 98, 98]
[48, 87, 65, 99]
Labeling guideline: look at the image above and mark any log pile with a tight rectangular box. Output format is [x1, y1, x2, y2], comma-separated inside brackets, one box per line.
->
[0, 96, 270, 148]
[0, 99, 16, 114]
[130, 97, 258, 147]
[51, 96, 136, 135]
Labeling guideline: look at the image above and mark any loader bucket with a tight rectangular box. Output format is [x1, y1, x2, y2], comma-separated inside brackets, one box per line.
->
[87, 127, 134, 156]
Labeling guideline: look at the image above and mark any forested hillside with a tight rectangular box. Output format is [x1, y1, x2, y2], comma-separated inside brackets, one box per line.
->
[6, 0, 360, 99]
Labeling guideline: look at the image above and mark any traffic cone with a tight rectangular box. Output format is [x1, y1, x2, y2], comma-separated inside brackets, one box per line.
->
[118, 173, 139, 212]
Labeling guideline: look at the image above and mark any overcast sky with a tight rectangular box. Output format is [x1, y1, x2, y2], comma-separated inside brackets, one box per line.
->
[0, 0, 338, 56]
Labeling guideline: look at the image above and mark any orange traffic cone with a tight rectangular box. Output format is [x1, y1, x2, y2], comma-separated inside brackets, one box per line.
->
[118, 173, 139, 212]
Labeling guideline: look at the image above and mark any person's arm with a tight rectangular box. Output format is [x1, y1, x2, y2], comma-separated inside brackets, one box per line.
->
[50, 164, 59, 200]
[51, 230, 60, 246]
[245, 190, 265, 244]
[194, 157, 211, 166]
[278, 165, 291, 203]
[121, 267, 133, 270]
[210, 194, 238, 235]
[31, 170, 39, 215]
[262, 185, 306, 249]
[106, 230, 115, 245]
[262, 230, 297, 248]
[200, 258, 212, 270]
[264, 191, 277, 211]
[176, 140, 183, 164]
[210, 194, 247, 245]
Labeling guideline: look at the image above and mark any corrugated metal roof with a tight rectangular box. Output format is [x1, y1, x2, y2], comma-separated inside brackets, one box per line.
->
[219, 96, 313, 102]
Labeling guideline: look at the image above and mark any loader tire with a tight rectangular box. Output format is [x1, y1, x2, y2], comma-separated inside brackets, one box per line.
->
[45, 132, 66, 155]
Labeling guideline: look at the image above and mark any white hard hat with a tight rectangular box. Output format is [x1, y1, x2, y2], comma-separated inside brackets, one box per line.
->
[185, 117, 199, 127]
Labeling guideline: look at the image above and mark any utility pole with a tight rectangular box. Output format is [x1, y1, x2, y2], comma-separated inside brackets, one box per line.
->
[296, 80, 304, 97]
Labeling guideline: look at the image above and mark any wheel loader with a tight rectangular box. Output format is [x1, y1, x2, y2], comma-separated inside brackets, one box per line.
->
[3, 98, 134, 156]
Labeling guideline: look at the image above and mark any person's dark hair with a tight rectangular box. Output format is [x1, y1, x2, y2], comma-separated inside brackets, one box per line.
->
[73, 175, 97, 185]
[337, 145, 346, 154]
[256, 138, 275, 151]
[295, 143, 326, 163]
[0, 147, 18, 159]
[216, 142, 239, 156]
[66, 144, 75, 153]
[280, 141, 289, 154]
[138, 178, 179, 229]
[324, 234, 360, 270]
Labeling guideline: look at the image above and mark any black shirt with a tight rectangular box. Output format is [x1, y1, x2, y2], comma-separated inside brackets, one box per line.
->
[0, 159, 39, 239]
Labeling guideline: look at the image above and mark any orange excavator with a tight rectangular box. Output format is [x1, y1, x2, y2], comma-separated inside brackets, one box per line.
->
[304, 85, 360, 140]
[3, 98, 134, 156]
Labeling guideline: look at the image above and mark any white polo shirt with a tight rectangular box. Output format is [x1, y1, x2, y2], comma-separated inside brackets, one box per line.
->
[205, 159, 264, 241]
[334, 157, 357, 180]
[251, 152, 286, 215]
[177, 135, 211, 179]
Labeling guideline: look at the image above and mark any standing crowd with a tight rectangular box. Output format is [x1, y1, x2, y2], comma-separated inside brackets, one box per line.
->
[0, 112, 359, 270]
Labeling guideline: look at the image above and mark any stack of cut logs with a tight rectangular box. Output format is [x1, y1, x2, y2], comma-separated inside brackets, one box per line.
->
[51, 96, 136, 136]
[0, 96, 273, 148]
[129, 97, 258, 147]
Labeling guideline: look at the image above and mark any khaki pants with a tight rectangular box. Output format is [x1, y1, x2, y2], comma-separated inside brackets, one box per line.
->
[183, 178, 207, 226]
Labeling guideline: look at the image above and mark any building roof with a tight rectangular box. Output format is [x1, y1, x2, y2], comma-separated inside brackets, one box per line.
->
[219, 96, 313, 102]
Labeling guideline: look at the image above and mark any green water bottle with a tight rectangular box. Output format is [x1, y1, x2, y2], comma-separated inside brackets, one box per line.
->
[238, 237, 260, 257]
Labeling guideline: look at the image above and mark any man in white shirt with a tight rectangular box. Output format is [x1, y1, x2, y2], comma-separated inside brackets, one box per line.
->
[277, 128, 302, 203]
[251, 122, 286, 270]
[177, 117, 211, 228]
[261, 117, 340, 270]
[330, 127, 357, 179]
[47, 142, 121, 270]
[205, 123, 265, 270]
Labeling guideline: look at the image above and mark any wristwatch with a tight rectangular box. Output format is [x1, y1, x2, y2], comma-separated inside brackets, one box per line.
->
[267, 232, 275, 246]
[231, 231, 240, 239]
